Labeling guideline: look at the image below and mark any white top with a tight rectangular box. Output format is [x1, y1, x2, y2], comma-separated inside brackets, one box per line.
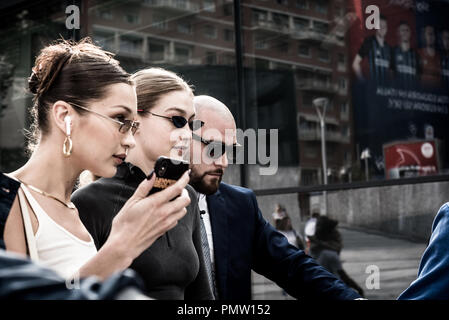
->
[20, 184, 97, 279]
[198, 193, 215, 265]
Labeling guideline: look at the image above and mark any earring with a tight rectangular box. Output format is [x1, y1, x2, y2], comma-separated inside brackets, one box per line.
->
[63, 116, 72, 157]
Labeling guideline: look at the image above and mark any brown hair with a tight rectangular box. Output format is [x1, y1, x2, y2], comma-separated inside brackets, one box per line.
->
[131, 67, 193, 116]
[27, 37, 132, 147]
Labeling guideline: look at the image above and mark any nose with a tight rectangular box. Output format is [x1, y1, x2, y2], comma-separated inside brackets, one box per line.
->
[122, 129, 136, 150]
[213, 150, 229, 168]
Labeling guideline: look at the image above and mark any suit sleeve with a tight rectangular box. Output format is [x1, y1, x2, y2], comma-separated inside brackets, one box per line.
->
[398, 203, 449, 300]
[184, 190, 214, 300]
[249, 192, 360, 300]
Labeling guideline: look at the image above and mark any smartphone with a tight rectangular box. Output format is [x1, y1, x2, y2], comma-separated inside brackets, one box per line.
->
[147, 156, 190, 195]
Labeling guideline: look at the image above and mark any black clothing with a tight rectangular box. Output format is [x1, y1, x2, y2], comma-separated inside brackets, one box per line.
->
[72, 162, 213, 300]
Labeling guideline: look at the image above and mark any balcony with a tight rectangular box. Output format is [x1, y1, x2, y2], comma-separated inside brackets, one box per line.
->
[298, 128, 349, 143]
[297, 79, 339, 94]
[143, 0, 200, 14]
[252, 19, 290, 35]
[291, 28, 344, 46]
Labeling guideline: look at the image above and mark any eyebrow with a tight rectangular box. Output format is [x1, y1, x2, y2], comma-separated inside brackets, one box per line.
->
[111, 105, 134, 115]
[164, 107, 196, 119]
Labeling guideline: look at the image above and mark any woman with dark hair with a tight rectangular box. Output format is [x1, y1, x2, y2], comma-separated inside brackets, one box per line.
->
[2, 39, 191, 281]
[72, 67, 213, 300]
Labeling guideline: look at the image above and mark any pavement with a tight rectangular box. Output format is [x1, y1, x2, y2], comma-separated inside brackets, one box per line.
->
[251, 227, 427, 300]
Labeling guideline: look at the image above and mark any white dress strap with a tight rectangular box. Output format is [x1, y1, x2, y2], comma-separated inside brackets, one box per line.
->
[16, 186, 39, 262]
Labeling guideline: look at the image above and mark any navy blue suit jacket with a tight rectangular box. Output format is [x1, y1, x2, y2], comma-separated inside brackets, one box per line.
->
[207, 183, 360, 300]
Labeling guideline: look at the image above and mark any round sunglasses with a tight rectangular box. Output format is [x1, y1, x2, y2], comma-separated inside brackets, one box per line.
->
[138, 109, 204, 131]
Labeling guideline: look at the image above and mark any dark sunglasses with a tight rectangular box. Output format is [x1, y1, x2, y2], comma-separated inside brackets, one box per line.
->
[192, 132, 241, 161]
[139, 109, 204, 131]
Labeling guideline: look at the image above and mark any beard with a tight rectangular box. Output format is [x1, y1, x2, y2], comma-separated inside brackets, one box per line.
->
[189, 168, 223, 195]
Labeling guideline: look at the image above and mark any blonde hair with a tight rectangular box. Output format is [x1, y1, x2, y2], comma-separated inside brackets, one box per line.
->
[131, 67, 193, 115]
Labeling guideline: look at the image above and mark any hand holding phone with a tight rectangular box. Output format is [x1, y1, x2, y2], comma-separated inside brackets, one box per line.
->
[147, 156, 190, 196]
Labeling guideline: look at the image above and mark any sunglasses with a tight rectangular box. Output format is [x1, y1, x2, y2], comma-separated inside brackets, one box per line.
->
[139, 109, 204, 131]
[192, 132, 241, 161]
[71, 103, 140, 135]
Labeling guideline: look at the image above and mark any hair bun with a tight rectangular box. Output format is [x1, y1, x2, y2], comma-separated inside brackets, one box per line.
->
[28, 69, 40, 94]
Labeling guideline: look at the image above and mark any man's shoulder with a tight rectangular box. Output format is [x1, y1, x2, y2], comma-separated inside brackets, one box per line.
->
[218, 182, 255, 198]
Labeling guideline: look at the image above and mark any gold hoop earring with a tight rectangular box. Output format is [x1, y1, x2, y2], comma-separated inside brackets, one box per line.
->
[63, 136, 72, 157]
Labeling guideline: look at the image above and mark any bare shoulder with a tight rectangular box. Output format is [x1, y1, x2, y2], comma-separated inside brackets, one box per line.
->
[4, 193, 28, 256]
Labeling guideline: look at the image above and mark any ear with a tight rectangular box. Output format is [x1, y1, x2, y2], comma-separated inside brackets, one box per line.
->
[51, 100, 74, 135]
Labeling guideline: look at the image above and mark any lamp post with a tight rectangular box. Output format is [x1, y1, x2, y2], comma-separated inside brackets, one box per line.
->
[313, 97, 329, 215]
[361, 148, 371, 181]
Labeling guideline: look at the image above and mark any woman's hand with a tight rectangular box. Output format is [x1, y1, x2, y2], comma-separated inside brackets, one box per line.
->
[105, 170, 191, 266]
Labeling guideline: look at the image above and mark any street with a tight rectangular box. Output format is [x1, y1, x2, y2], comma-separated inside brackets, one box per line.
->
[251, 227, 427, 300]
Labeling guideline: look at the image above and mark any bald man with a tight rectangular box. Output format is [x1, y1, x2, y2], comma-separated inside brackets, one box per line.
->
[189, 95, 361, 300]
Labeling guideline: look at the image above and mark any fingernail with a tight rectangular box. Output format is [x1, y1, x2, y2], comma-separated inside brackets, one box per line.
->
[147, 170, 154, 180]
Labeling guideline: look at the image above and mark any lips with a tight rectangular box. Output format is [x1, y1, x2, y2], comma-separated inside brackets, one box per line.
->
[113, 153, 126, 165]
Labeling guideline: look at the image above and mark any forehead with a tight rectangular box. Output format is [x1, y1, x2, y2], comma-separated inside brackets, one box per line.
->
[153, 90, 194, 114]
[91, 83, 137, 114]
[200, 109, 236, 141]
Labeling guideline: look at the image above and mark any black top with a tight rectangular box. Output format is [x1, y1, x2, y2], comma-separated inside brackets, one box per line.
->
[71, 162, 213, 300]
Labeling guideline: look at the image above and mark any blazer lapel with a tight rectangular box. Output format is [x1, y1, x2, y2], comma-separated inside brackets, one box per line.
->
[207, 188, 228, 299]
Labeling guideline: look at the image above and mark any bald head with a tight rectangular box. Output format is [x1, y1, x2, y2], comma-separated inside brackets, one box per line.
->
[194, 95, 235, 125]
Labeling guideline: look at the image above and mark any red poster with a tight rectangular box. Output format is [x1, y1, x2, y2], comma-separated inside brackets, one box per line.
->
[383, 140, 439, 179]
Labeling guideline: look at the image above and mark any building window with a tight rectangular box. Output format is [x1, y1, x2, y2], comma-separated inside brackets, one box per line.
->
[204, 25, 217, 39]
[296, 0, 308, 9]
[315, 0, 328, 14]
[298, 44, 310, 57]
[294, 17, 309, 31]
[148, 42, 165, 61]
[124, 12, 139, 25]
[119, 36, 142, 56]
[254, 35, 269, 50]
[203, 0, 216, 12]
[313, 21, 328, 33]
[153, 14, 168, 29]
[342, 125, 350, 137]
[223, 3, 233, 16]
[276, 0, 288, 5]
[317, 48, 329, 62]
[93, 31, 115, 51]
[224, 29, 234, 42]
[253, 9, 268, 24]
[339, 77, 347, 90]
[175, 47, 190, 63]
[177, 21, 192, 34]
[96, 9, 112, 20]
[205, 51, 217, 65]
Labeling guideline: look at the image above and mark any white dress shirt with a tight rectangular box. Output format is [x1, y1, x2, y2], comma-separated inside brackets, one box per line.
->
[198, 193, 215, 265]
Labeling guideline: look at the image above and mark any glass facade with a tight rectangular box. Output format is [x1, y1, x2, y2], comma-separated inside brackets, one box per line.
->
[1, 0, 449, 300]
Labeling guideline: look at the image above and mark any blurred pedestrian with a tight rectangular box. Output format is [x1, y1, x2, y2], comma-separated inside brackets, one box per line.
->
[272, 204, 304, 250]
[309, 216, 364, 297]
[304, 210, 320, 254]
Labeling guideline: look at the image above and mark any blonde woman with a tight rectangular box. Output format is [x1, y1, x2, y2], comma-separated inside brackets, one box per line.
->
[72, 68, 213, 300]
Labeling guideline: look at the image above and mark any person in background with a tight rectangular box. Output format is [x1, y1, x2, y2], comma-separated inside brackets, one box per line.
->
[272, 204, 304, 250]
[308, 216, 364, 297]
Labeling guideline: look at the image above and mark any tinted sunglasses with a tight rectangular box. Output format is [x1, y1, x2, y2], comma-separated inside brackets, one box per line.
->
[138, 109, 204, 131]
[192, 132, 241, 161]
[71, 103, 140, 135]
